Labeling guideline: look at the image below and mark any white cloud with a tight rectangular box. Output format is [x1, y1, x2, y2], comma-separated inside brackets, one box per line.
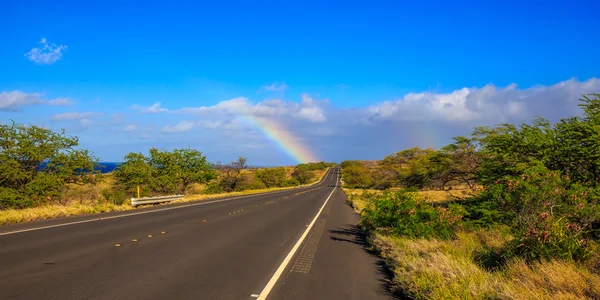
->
[261, 81, 288, 93]
[124, 124, 137, 132]
[0, 91, 44, 111]
[47, 97, 74, 106]
[0, 91, 73, 111]
[132, 102, 168, 114]
[367, 78, 600, 123]
[199, 120, 222, 129]
[25, 38, 67, 65]
[51, 112, 101, 121]
[295, 94, 326, 122]
[160, 120, 195, 133]
[178, 95, 328, 122]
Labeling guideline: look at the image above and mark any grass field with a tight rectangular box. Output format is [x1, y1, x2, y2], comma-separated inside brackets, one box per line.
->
[0, 168, 329, 226]
[344, 188, 600, 299]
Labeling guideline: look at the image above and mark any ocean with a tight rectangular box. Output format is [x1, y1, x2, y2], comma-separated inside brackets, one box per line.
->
[97, 162, 121, 173]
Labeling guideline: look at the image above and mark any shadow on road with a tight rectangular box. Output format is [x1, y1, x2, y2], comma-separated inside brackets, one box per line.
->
[328, 224, 410, 299]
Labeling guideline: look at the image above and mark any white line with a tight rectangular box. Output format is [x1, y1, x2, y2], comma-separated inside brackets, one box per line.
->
[256, 169, 338, 300]
[0, 168, 335, 237]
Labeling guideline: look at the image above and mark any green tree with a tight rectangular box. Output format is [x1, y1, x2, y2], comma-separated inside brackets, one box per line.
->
[291, 167, 316, 185]
[0, 122, 99, 209]
[256, 167, 288, 188]
[113, 152, 152, 196]
[114, 148, 216, 196]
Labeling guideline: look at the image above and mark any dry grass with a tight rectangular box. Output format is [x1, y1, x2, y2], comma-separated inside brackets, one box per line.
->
[344, 189, 600, 300]
[0, 167, 330, 226]
[372, 233, 600, 300]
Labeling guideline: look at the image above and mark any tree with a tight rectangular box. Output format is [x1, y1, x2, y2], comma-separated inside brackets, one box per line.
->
[113, 152, 152, 196]
[256, 167, 288, 188]
[0, 122, 99, 209]
[216, 156, 248, 192]
[291, 167, 316, 185]
[114, 148, 216, 196]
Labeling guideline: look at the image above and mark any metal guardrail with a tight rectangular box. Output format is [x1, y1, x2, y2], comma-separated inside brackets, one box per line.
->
[131, 195, 184, 207]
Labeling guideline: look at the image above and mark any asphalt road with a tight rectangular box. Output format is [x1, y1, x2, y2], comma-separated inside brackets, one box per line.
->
[0, 168, 394, 300]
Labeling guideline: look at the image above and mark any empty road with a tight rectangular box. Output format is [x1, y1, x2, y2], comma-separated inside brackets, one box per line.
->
[0, 168, 393, 299]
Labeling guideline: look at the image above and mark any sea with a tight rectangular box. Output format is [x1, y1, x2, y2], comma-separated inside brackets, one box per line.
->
[97, 162, 121, 173]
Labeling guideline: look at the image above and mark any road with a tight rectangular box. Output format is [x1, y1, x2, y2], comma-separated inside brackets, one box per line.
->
[0, 168, 394, 300]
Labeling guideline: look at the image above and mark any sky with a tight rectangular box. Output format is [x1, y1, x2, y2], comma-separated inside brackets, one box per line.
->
[1, 0, 600, 165]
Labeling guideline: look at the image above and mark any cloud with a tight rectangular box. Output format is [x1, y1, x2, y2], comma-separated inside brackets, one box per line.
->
[296, 94, 326, 122]
[199, 120, 222, 129]
[177, 94, 328, 122]
[51, 112, 100, 121]
[0, 91, 73, 111]
[260, 81, 288, 93]
[0, 91, 44, 111]
[12, 77, 600, 164]
[367, 78, 600, 124]
[47, 97, 74, 106]
[25, 38, 67, 65]
[132, 102, 168, 114]
[160, 120, 195, 133]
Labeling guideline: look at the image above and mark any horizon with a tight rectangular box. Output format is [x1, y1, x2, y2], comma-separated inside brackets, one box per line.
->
[1, 0, 599, 164]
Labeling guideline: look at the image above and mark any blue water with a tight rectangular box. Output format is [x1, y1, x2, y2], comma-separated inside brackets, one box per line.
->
[97, 162, 121, 173]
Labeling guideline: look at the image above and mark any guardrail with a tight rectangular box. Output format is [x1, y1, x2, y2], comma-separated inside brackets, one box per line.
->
[131, 195, 184, 207]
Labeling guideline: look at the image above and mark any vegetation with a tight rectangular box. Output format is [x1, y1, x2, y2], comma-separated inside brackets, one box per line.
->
[113, 148, 216, 197]
[0, 123, 333, 224]
[343, 94, 600, 299]
[0, 121, 100, 209]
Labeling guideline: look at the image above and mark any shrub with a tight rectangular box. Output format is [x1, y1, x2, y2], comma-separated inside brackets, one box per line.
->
[256, 167, 287, 188]
[291, 168, 315, 184]
[101, 189, 128, 205]
[361, 190, 464, 240]
[487, 165, 600, 262]
[235, 177, 267, 191]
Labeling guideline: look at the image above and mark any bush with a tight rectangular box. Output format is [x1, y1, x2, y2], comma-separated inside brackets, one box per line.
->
[101, 189, 128, 205]
[341, 164, 372, 188]
[256, 167, 287, 188]
[285, 178, 300, 187]
[235, 177, 266, 191]
[361, 190, 464, 240]
[204, 182, 224, 194]
[291, 168, 316, 185]
[486, 165, 600, 262]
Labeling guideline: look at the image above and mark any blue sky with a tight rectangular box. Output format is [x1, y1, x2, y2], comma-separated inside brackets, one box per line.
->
[1, 0, 599, 164]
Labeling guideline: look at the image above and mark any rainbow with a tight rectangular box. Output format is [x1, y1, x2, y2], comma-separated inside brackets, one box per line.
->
[242, 115, 319, 164]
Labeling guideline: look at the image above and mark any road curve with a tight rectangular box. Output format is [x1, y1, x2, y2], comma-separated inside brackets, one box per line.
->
[0, 168, 392, 299]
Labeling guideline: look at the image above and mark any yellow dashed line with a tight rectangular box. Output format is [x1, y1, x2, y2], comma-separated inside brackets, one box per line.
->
[161, 231, 166, 234]
[115, 244, 121, 247]
[148, 235, 153, 238]
[132, 239, 138, 242]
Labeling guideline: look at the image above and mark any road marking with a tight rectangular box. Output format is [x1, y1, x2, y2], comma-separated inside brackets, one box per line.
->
[256, 170, 338, 300]
[115, 244, 121, 247]
[147, 235, 153, 238]
[250, 294, 259, 298]
[132, 239, 138, 242]
[0, 169, 336, 237]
